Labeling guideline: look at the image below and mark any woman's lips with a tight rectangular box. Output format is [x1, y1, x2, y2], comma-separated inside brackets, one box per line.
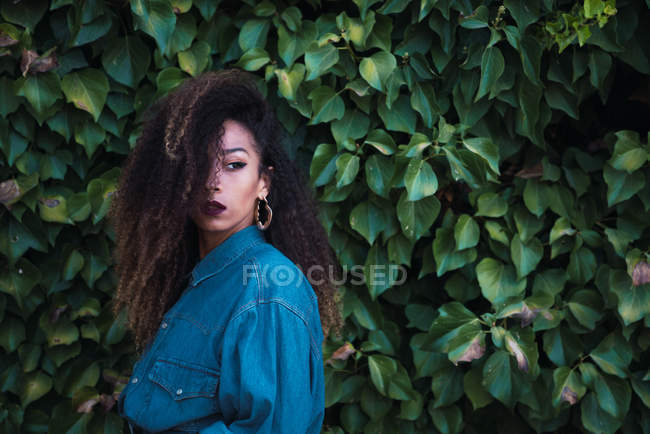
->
[201, 200, 226, 216]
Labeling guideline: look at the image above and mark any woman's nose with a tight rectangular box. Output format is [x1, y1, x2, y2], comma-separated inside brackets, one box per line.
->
[205, 173, 221, 192]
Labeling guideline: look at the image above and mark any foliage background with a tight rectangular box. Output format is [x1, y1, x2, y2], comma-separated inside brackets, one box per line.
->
[0, 0, 649, 432]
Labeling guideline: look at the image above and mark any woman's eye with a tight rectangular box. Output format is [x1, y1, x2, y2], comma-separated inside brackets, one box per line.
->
[226, 162, 246, 169]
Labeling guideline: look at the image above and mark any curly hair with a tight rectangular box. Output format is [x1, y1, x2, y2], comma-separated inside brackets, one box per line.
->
[108, 69, 342, 353]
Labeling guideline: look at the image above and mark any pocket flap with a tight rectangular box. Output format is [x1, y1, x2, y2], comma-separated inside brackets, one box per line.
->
[148, 357, 219, 401]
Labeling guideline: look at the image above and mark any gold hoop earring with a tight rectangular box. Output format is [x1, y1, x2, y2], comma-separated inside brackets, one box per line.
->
[255, 197, 272, 230]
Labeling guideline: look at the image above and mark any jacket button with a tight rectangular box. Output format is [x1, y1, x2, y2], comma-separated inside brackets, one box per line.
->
[161, 322, 168, 329]
[131, 377, 138, 384]
[176, 388, 182, 395]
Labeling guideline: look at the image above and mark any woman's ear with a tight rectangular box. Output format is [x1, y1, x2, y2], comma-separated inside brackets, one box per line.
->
[260, 166, 274, 197]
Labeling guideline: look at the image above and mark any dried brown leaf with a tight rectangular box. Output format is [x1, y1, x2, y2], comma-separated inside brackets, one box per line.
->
[20, 47, 58, 76]
[326, 342, 355, 365]
[515, 162, 543, 179]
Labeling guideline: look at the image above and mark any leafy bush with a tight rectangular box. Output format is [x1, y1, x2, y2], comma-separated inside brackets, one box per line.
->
[0, 0, 649, 433]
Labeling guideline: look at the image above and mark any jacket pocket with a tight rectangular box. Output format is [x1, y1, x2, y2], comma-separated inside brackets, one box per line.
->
[148, 356, 220, 401]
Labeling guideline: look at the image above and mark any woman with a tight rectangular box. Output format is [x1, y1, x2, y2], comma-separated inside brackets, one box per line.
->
[108, 69, 342, 433]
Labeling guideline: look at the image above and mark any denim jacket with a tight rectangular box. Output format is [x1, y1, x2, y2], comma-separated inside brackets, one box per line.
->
[117, 224, 325, 433]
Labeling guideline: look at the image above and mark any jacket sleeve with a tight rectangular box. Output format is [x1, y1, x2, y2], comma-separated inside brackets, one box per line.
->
[199, 302, 324, 434]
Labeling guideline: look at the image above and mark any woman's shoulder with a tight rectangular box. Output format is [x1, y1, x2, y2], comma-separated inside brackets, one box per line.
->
[234, 241, 320, 323]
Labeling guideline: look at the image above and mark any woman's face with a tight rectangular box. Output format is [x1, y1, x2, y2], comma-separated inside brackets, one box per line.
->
[190, 119, 272, 244]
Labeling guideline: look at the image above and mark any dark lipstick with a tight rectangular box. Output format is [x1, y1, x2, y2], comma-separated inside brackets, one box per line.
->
[202, 200, 226, 216]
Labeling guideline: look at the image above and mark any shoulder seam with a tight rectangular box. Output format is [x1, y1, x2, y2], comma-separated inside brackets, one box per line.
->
[229, 299, 321, 361]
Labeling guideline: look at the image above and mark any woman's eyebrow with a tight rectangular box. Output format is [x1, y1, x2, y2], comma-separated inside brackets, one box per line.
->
[223, 147, 250, 155]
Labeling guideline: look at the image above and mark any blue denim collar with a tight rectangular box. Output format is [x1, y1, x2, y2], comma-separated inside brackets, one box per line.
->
[190, 225, 266, 287]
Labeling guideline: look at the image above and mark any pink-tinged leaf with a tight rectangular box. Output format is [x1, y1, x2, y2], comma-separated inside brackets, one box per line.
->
[632, 262, 650, 286]
[0, 179, 20, 205]
[515, 162, 543, 179]
[561, 386, 578, 405]
[454, 335, 485, 364]
[505, 335, 528, 372]
[99, 393, 116, 412]
[77, 398, 100, 413]
[326, 342, 356, 365]
[49, 305, 67, 323]
[500, 302, 541, 327]
[41, 198, 61, 208]
[0, 31, 19, 47]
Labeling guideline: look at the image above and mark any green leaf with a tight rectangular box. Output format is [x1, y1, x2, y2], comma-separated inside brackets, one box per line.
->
[433, 227, 477, 277]
[504, 0, 539, 32]
[397, 191, 440, 241]
[523, 179, 551, 217]
[454, 214, 479, 250]
[367, 355, 416, 400]
[234, 48, 270, 71]
[63, 249, 85, 281]
[238, 18, 270, 52]
[331, 109, 369, 145]
[609, 269, 650, 325]
[74, 121, 106, 159]
[277, 22, 316, 67]
[20, 370, 52, 409]
[589, 332, 633, 379]
[552, 367, 586, 407]
[482, 351, 519, 408]
[464, 367, 493, 410]
[177, 40, 211, 77]
[580, 393, 623, 434]
[305, 42, 339, 81]
[365, 154, 394, 198]
[608, 130, 648, 173]
[410, 81, 439, 128]
[476, 192, 508, 217]
[567, 247, 596, 284]
[428, 403, 463, 434]
[404, 157, 437, 201]
[377, 94, 417, 134]
[131, 0, 176, 56]
[60, 69, 109, 122]
[20, 72, 62, 116]
[476, 258, 527, 306]
[462, 137, 500, 174]
[432, 366, 464, 407]
[309, 143, 337, 187]
[359, 51, 396, 91]
[349, 200, 388, 245]
[510, 237, 543, 279]
[101, 36, 151, 87]
[549, 217, 576, 244]
[404, 304, 434, 331]
[364, 129, 396, 155]
[1, 0, 47, 33]
[0, 316, 25, 353]
[603, 164, 645, 207]
[543, 326, 582, 366]
[335, 153, 360, 188]
[475, 46, 505, 101]
[567, 289, 603, 330]
[424, 302, 485, 364]
[308, 86, 345, 124]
